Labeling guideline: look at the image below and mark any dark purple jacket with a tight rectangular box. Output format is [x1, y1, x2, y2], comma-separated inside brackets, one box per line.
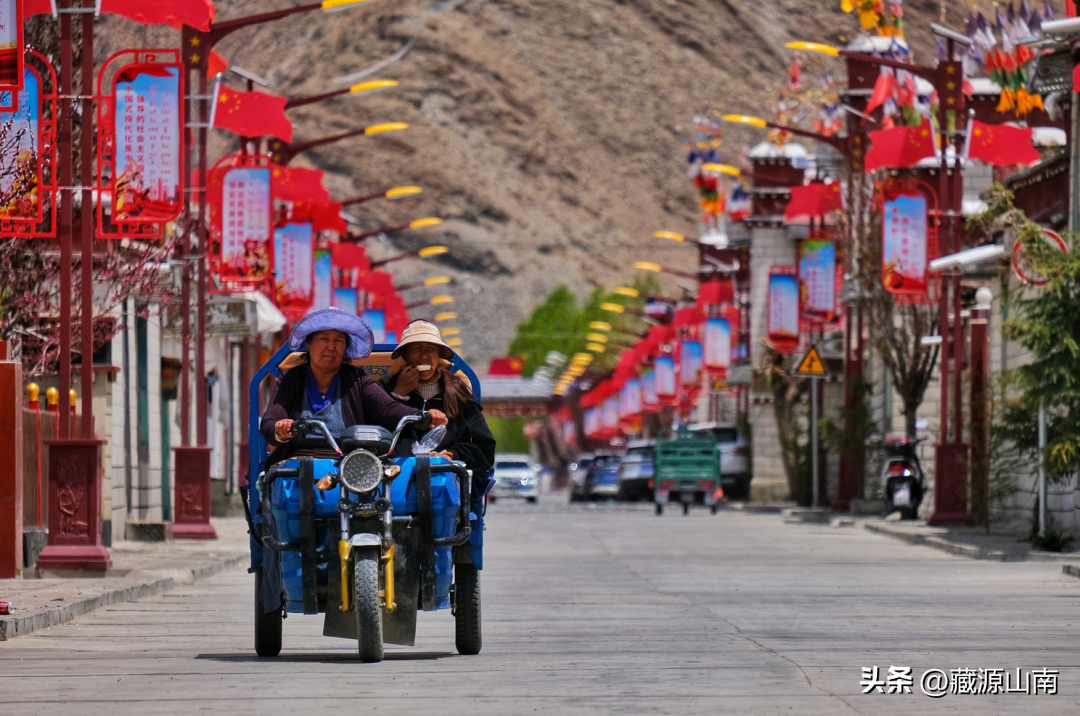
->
[260, 363, 418, 447]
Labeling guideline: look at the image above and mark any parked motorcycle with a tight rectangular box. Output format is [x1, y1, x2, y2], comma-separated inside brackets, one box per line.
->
[880, 434, 927, 519]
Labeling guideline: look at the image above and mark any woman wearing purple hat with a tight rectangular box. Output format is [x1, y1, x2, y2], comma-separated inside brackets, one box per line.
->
[260, 307, 447, 447]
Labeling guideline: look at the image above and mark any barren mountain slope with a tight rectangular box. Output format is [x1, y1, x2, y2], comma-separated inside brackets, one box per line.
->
[97, 0, 958, 370]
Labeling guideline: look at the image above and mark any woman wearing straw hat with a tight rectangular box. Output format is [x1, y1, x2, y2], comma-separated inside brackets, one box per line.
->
[260, 308, 448, 448]
[382, 320, 496, 479]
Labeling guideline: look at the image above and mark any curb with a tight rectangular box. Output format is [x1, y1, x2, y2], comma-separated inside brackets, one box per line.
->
[0, 553, 246, 642]
[862, 522, 1007, 561]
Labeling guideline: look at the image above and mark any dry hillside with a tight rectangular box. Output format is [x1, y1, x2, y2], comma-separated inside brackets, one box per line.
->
[97, 0, 980, 370]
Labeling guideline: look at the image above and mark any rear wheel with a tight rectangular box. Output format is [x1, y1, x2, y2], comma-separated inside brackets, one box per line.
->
[254, 568, 282, 658]
[710, 503, 720, 515]
[682, 502, 691, 516]
[354, 548, 384, 663]
[526, 496, 537, 504]
[454, 563, 482, 655]
[655, 503, 663, 516]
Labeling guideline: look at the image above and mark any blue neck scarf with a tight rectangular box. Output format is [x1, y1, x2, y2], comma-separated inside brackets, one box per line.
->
[306, 365, 340, 412]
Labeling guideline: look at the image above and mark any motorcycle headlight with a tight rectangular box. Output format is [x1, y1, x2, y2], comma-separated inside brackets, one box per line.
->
[340, 450, 383, 494]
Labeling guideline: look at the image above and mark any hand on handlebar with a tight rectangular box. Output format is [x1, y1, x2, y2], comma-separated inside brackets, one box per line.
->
[428, 409, 448, 427]
[274, 419, 295, 442]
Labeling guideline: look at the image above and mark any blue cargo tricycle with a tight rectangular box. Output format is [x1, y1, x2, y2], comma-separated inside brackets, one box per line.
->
[242, 343, 487, 662]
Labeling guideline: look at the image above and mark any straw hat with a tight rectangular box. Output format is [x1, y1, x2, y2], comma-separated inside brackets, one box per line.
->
[391, 319, 454, 360]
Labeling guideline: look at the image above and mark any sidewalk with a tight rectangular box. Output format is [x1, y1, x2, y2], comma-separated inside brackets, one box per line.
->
[782, 507, 1080, 576]
[0, 517, 249, 641]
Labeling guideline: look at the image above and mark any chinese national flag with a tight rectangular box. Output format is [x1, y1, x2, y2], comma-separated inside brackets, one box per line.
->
[271, 165, 329, 204]
[295, 201, 346, 235]
[100, 0, 215, 31]
[864, 120, 937, 173]
[212, 85, 293, 143]
[784, 182, 843, 220]
[966, 120, 1040, 166]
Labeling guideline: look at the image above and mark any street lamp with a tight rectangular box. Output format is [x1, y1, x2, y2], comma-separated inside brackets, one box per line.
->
[613, 287, 639, 297]
[369, 244, 449, 268]
[441, 327, 460, 337]
[587, 343, 606, 353]
[341, 185, 423, 207]
[447, 337, 463, 348]
[346, 217, 443, 243]
[633, 261, 699, 281]
[269, 122, 409, 165]
[589, 321, 612, 331]
[393, 275, 451, 292]
[430, 295, 454, 305]
[587, 333, 608, 343]
[283, 79, 399, 110]
[434, 312, 457, 322]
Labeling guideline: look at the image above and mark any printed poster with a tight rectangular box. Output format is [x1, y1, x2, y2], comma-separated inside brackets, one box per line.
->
[703, 318, 731, 374]
[219, 166, 270, 282]
[654, 356, 676, 399]
[0, 0, 22, 90]
[113, 65, 182, 222]
[0, 67, 39, 218]
[621, 379, 641, 418]
[680, 340, 702, 386]
[767, 270, 799, 353]
[311, 249, 332, 312]
[333, 287, 358, 315]
[798, 239, 837, 325]
[362, 309, 386, 344]
[882, 194, 928, 295]
[272, 222, 313, 307]
[640, 369, 657, 410]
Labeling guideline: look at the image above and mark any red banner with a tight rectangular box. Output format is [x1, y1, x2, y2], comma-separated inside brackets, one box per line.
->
[767, 266, 800, 354]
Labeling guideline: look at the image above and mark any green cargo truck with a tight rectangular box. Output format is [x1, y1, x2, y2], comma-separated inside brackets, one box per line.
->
[653, 428, 721, 515]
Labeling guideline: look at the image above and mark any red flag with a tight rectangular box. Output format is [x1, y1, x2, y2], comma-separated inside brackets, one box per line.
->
[966, 120, 1040, 166]
[271, 165, 329, 204]
[330, 242, 369, 272]
[864, 121, 937, 173]
[294, 201, 346, 234]
[25, 0, 53, 16]
[864, 71, 897, 119]
[488, 358, 524, 377]
[101, 0, 215, 32]
[696, 279, 735, 307]
[784, 182, 843, 220]
[207, 50, 228, 79]
[212, 85, 293, 143]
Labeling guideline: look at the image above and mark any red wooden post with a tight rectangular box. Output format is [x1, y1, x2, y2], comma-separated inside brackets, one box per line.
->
[57, 0, 73, 439]
[238, 336, 251, 486]
[172, 446, 217, 539]
[36, 439, 110, 571]
[79, 0, 95, 441]
[0, 362, 24, 578]
[69, 389, 77, 438]
[969, 288, 991, 526]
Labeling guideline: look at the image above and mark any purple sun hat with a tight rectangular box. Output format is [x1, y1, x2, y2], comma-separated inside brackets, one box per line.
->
[288, 307, 374, 360]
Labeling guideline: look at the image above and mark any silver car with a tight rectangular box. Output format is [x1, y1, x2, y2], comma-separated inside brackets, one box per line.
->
[689, 422, 751, 499]
[490, 454, 540, 503]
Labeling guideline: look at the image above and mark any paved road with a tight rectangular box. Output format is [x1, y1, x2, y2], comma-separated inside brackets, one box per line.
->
[2, 501, 1078, 715]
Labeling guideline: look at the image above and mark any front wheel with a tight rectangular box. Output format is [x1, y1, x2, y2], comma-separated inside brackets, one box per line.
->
[254, 568, 282, 657]
[454, 564, 482, 655]
[354, 548, 384, 663]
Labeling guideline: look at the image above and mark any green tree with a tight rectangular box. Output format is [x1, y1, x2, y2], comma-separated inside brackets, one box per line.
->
[973, 185, 1080, 478]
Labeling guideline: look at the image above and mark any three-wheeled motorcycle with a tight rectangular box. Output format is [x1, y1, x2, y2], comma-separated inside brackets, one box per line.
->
[241, 342, 490, 662]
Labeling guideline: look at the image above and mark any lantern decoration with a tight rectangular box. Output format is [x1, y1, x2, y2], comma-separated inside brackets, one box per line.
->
[767, 266, 799, 354]
[703, 317, 731, 378]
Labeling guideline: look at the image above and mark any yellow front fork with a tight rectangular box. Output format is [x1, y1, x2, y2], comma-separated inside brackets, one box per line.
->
[380, 545, 396, 612]
[339, 540, 351, 612]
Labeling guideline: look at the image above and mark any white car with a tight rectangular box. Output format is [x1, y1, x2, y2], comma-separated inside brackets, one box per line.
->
[689, 422, 751, 499]
[490, 454, 541, 502]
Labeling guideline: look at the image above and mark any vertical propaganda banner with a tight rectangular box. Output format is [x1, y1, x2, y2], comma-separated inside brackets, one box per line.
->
[703, 318, 731, 375]
[798, 239, 837, 325]
[654, 356, 676, 401]
[113, 65, 182, 222]
[362, 309, 386, 344]
[603, 398, 619, 431]
[882, 194, 929, 295]
[767, 269, 800, 353]
[311, 249, 332, 311]
[272, 222, 313, 308]
[333, 288, 358, 315]
[0, 0, 22, 91]
[220, 166, 270, 282]
[640, 369, 658, 411]
[0, 67, 39, 218]
[621, 379, 642, 419]
[680, 340, 702, 387]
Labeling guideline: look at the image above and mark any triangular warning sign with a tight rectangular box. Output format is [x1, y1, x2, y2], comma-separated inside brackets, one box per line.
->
[794, 344, 827, 377]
